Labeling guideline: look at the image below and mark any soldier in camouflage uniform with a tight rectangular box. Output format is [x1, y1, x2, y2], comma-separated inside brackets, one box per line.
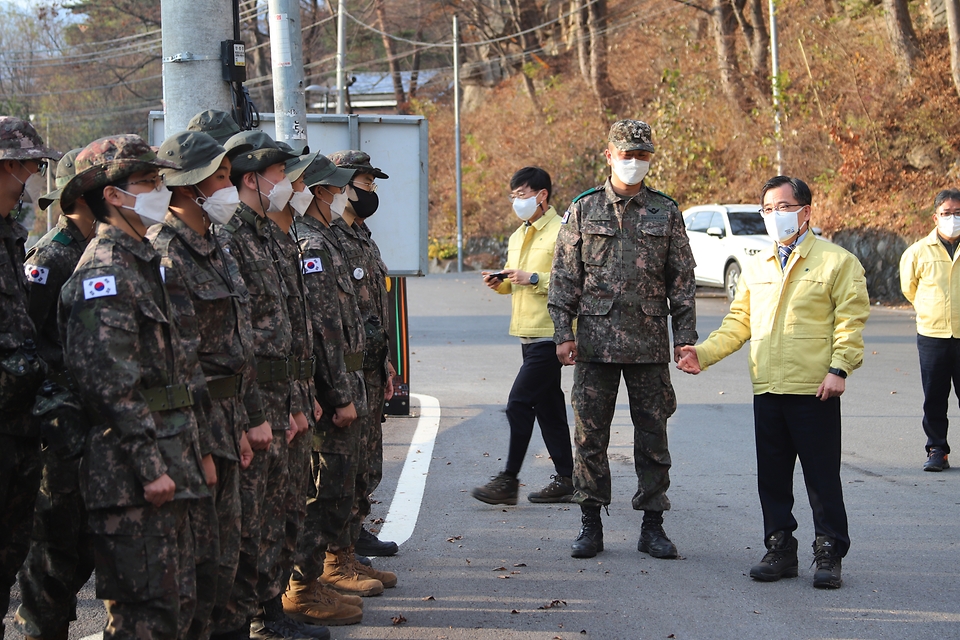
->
[15, 148, 97, 640]
[328, 150, 400, 562]
[57, 134, 209, 640]
[0, 116, 61, 639]
[216, 131, 325, 640]
[146, 131, 265, 640]
[548, 120, 697, 560]
[187, 110, 242, 146]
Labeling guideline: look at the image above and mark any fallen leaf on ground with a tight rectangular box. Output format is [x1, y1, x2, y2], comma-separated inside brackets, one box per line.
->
[391, 614, 407, 625]
[422, 595, 435, 601]
[538, 599, 567, 610]
[446, 536, 462, 542]
[514, 562, 527, 567]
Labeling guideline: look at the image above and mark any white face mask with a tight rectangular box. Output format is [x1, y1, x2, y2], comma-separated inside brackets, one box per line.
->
[196, 185, 240, 226]
[15, 168, 45, 204]
[939, 215, 960, 240]
[118, 184, 172, 227]
[512, 194, 540, 221]
[289, 188, 314, 218]
[330, 190, 349, 218]
[258, 174, 294, 213]
[763, 207, 805, 243]
[611, 158, 650, 186]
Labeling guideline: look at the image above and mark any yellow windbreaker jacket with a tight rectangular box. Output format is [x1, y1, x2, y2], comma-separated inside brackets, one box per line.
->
[899, 228, 960, 338]
[695, 233, 870, 395]
[497, 206, 560, 338]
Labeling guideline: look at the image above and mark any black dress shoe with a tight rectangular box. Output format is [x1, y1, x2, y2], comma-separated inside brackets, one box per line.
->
[356, 526, 398, 556]
[571, 507, 603, 558]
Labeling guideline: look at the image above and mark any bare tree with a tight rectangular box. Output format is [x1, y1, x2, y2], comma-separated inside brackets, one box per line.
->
[946, 0, 960, 99]
[506, 0, 542, 109]
[711, 0, 750, 111]
[881, 0, 921, 84]
[374, 0, 407, 111]
[731, 0, 768, 92]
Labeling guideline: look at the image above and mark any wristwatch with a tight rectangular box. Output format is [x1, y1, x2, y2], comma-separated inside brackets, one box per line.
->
[828, 367, 847, 379]
[529, 272, 539, 286]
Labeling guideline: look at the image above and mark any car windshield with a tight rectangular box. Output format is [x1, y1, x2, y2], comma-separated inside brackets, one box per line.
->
[728, 211, 767, 235]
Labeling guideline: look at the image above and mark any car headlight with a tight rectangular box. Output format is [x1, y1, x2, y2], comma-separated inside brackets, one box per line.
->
[744, 247, 761, 256]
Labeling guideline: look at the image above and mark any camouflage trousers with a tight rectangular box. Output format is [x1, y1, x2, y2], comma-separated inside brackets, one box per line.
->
[207, 458, 241, 637]
[89, 500, 195, 640]
[350, 367, 386, 542]
[183, 486, 227, 640]
[17, 449, 95, 637]
[0, 433, 41, 634]
[571, 362, 676, 510]
[280, 432, 310, 584]
[295, 413, 363, 581]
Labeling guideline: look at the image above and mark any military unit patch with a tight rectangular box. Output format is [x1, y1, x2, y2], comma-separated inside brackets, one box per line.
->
[82, 275, 117, 299]
[23, 264, 48, 285]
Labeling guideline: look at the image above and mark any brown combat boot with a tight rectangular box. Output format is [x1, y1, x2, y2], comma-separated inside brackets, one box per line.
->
[283, 577, 363, 626]
[347, 544, 398, 588]
[320, 548, 384, 596]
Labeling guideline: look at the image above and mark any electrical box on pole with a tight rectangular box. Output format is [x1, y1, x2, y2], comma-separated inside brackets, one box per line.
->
[221, 40, 247, 83]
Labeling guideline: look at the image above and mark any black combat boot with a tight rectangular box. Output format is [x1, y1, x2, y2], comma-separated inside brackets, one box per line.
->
[571, 505, 603, 558]
[749, 531, 799, 581]
[638, 510, 679, 558]
[356, 526, 399, 556]
[812, 536, 843, 589]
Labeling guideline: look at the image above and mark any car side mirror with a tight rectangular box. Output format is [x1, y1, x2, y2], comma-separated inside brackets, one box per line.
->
[706, 226, 725, 238]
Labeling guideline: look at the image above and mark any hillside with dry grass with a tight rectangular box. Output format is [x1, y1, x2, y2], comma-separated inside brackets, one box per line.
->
[422, 0, 960, 250]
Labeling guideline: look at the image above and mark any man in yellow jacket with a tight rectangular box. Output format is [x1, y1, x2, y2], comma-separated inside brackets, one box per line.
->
[471, 167, 573, 505]
[677, 176, 869, 590]
[899, 188, 960, 472]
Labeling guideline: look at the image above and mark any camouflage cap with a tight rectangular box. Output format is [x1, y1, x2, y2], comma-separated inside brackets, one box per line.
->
[301, 153, 354, 189]
[608, 119, 655, 153]
[157, 130, 251, 187]
[276, 141, 310, 156]
[328, 149, 389, 179]
[60, 134, 180, 209]
[225, 130, 297, 176]
[38, 147, 83, 210]
[186, 110, 241, 145]
[285, 151, 318, 184]
[0, 116, 62, 162]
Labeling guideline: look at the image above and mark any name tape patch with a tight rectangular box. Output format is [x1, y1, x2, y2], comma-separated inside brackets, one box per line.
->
[83, 275, 117, 300]
[24, 264, 49, 285]
[302, 257, 323, 274]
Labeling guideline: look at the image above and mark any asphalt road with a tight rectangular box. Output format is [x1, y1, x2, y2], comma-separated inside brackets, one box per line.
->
[6, 273, 959, 640]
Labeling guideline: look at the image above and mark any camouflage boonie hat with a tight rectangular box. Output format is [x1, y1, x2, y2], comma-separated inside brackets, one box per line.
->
[608, 119, 655, 153]
[38, 148, 83, 210]
[0, 116, 62, 162]
[328, 149, 389, 179]
[225, 130, 297, 176]
[276, 141, 310, 156]
[301, 153, 353, 189]
[158, 131, 252, 187]
[186, 110, 241, 145]
[60, 134, 180, 209]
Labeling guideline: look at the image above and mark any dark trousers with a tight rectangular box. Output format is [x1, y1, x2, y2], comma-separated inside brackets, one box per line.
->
[753, 393, 849, 557]
[505, 341, 573, 478]
[917, 334, 960, 453]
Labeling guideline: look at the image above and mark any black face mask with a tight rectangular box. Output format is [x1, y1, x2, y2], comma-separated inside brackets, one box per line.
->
[350, 188, 379, 218]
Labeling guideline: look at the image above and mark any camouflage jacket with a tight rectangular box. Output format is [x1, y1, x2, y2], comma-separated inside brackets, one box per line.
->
[58, 224, 207, 509]
[332, 218, 390, 371]
[148, 213, 264, 461]
[293, 215, 366, 412]
[24, 216, 90, 370]
[548, 179, 698, 363]
[271, 218, 315, 417]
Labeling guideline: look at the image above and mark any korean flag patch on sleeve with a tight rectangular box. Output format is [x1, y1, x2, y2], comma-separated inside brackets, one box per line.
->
[302, 257, 323, 274]
[24, 264, 49, 285]
[561, 209, 572, 224]
[83, 275, 118, 300]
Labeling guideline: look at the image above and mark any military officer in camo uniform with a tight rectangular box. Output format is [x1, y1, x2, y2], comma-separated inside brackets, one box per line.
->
[548, 120, 697, 561]
[57, 134, 209, 640]
[15, 148, 98, 640]
[0, 116, 61, 638]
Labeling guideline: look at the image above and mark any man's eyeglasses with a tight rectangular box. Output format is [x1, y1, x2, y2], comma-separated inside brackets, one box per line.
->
[509, 191, 539, 202]
[118, 174, 165, 190]
[351, 181, 377, 193]
[938, 209, 960, 218]
[20, 160, 47, 177]
[760, 203, 805, 216]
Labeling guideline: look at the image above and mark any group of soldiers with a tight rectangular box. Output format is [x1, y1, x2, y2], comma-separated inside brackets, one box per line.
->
[0, 110, 402, 640]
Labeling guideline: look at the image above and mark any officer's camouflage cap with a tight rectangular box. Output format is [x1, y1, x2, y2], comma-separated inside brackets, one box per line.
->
[301, 153, 353, 189]
[158, 130, 252, 187]
[224, 130, 296, 176]
[0, 116, 62, 162]
[328, 149, 389, 179]
[60, 134, 180, 209]
[186, 109, 241, 145]
[38, 148, 83, 210]
[608, 119, 655, 153]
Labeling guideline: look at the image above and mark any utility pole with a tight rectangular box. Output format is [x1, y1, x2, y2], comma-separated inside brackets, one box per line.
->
[268, 0, 308, 152]
[337, 0, 347, 114]
[453, 14, 463, 273]
[160, 0, 234, 134]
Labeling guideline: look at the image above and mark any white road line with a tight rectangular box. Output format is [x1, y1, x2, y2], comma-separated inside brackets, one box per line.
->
[377, 393, 441, 546]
